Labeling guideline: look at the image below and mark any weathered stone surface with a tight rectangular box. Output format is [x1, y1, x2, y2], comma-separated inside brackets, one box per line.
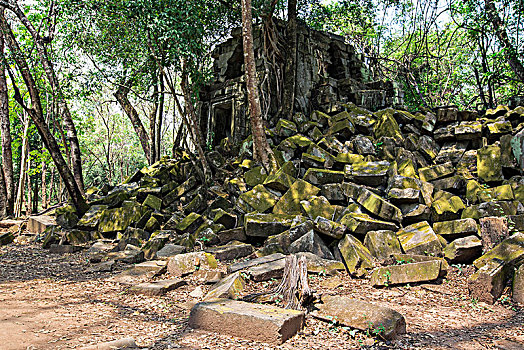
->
[204, 272, 245, 300]
[479, 217, 509, 252]
[129, 279, 187, 296]
[78, 338, 137, 350]
[345, 161, 390, 186]
[474, 232, 524, 269]
[295, 252, 345, 275]
[218, 227, 247, 244]
[105, 245, 144, 264]
[303, 168, 345, 185]
[244, 213, 296, 237]
[189, 299, 305, 344]
[338, 233, 374, 275]
[511, 127, 524, 169]
[167, 252, 218, 277]
[340, 212, 398, 235]
[76, 205, 108, 230]
[273, 179, 320, 215]
[142, 234, 169, 260]
[244, 166, 267, 187]
[175, 212, 204, 234]
[289, 230, 334, 260]
[397, 221, 442, 255]
[371, 260, 442, 286]
[205, 241, 254, 261]
[477, 145, 503, 182]
[247, 258, 287, 281]
[513, 264, 524, 304]
[433, 218, 478, 239]
[431, 191, 465, 221]
[155, 244, 186, 259]
[143, 194, 162, 211]
[418, 162, 455, 182]
[212, 209, 237, 229]
[98, 205, 144, 233]
[300, 196, 335, 221]
[313, 216, 346, 239]
[354, 188, 402, 223]
[49, 244, 82, 254]
[0, 231, 14, 246]
[443, 236, 483, 264]
[468, 259, 509, 304]
[228, 253, 286, 273]
[263, 168, 295, 191]
[64, 229, 91, 245]
[313, 295, 406, 340]
[364, 230, 402, 260]
[27, 215, 56, 235]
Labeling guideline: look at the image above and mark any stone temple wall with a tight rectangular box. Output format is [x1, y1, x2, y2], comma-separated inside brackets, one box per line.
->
[199, 19, 403, 146]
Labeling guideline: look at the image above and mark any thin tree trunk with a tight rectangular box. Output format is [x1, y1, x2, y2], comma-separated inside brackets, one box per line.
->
[41, 160, 47, 210]
[485, 0, 524, 82]
[282, 0, 297, 119]
[48, 166, 55, 207]
[0, 1, 85, 193]
[114, 76, 152, 163]
[0, 161, 7, 218]
[240, 0, 278, 172]
[26, 152, 32, 215]
[0, 31, 13, 215]
[149, 71, 158, 164]
[0, 13, 86, 213]
[157, 69, 164, 160]
[15, 112, 29, 218]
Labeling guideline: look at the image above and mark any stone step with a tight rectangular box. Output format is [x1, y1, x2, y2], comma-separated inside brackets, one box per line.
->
[129, 279, 186, 296]
[371, 260, 442, 286]
[189, 298, 305, 344]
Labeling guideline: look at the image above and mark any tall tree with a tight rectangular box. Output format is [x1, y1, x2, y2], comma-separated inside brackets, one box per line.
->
[282, 0, 297, 119]
[0, 0, 85, 193]
[0, 30, 12, 215]
[0, 12, 86, 213]
[241, 0, 278, 172]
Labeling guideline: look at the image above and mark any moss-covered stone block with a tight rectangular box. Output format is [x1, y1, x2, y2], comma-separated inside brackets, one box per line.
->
[244, 166, 268, 187]
[477, 145, 502, 182]
[239, 184, 279, 213]
[143, 194, 162, 211]
[396, 221, 442, 255]
[355, 188, 402, 223]
[418, 162, 455, 182]
[364, 230, 402, 260]
[244, 213, 297, 237]
[276, 119, 298, 137]
[303, 168, 345, 186]
[337, 233, 374, 276]
[263, 169, 295, 191]
[340, 212, 398, 235]
[273, 179, 320, 215]
[98, 204, 145, 233]
[175, 212, 204, 234]
[300, 196, 335, 221]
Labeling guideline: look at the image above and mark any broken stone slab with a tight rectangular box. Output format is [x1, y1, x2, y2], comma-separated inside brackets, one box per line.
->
[390, 253, 448, 277]
[479, 216, 509, 252]
[345, 161, 390, 186]
[288, 230, 334, 260]
[244, 213, 296, 237]
[396, 221, 442, 256]
[49, 244, 82, 254]
[98, 205, 145, 233]
[263, 168, 295, 191]
[156, 244, 186, 259]
[167, 252, 218, 277]
[205, 241, 254, 261]
[300, 196, 336, 222]
[364, 230, 402, 260]
[313, 295, 406, 340]
[370, 260, 442, 287]
[76, 205, 108, 230]
[194, 269, 224, 284]
[244, 166, 268, 187]
[189, 298, 305, 344]
[247, 257, 287, 281]
[474, 232, 524, 269]
[227, 253, 286, 274]
[468, 259, 509, 304]
[105, 246, 145, 264]
[443, 236, 483, 264]
[338, 233, 374, 276]
[387, 188, 420, 204]
[340, 212, 398, 235]
[129, 279, 187, 296]
[238, 184, 279, 213]
[433, 218, 478, 240]
[295, 252, 345, 275]
[353, 187, 402, 223]
[313, 216, 346, 239]
[175, 212, 204, 235]
[218, 227, 247, 244]
[0, 231, 14, 246]
[273, 179, 320, 215]
[418, 162, 455, 182]
[212, 209, 237, 229]
[27, 215, 56, 235]
[87, 260, 115, 273]
[431, 190, 465, 221]
[477, 144, 503, 182]
[511, 127, 524, 169]
[513, 264, 524, 304]
[143, 194, 162, 211]
[204, 272, 245, 300]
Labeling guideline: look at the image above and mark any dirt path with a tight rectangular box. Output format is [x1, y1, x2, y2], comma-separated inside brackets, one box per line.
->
[1, 241, 523, 350]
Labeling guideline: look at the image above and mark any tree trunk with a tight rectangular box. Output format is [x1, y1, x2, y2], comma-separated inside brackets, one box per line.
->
[0, 32, 13, 215]
[15, 112, 29, 218]
[41, 160, 47, 210]
[241, 0, 278, 172]
[0, 166, 7, 218]
[149, 72, 158, 164]
[485, 0, 524, 82]
[157, 69, 164, 160]
[0, 14, 86, 213]
[282, 0, 297, 119]
[114, 76, 152, 164]
[1, 1, 85, 193]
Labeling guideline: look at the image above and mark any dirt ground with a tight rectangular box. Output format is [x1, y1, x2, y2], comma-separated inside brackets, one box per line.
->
[1, 236, 523, 350]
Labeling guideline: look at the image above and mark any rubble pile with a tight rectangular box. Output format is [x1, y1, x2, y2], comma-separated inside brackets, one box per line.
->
[36, 102, 524, 312]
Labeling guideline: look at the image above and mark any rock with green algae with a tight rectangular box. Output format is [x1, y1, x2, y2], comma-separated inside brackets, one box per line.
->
[345, 160, 390, 186]
[340, 212, 398, 235]
[433, 218, 478, 239]
[461, 201, 519, 220]
[477, 145, 503, 182]
[337, 233, 374, 276]
[431, 190, 465, 221]
[167, 251, 218, 277]
[244, 166, 267, 187]
[511, 127, 524, 169]
[396, 221, 442, 255]
[418, 162, 455, 182]
[143, 194, 162, 211]
[303, 168, 345, 185]
[263, 168, 295, 191]
[466, 180, 514, 203]
[354, 187, 403, 223]
[162, 176, 197, 206]
[204, 272, 246, 300]
[76, 205, 108, 230]
[397, 158, 417, 178]
[473, 232, 524, 269]
[334, 152, 365, 165]
[275, 118, 298, 137]
[239, 184, 279, 213]
[212, 209, 237, 229]
[142, 233, 170, 260]
[374, 109, 403, 142]
[273, 179, 320, 215]
[455, 120, 482, 140]
[289, 230, 334, 260]
[443, 235, 482, 264]
[313, 216, 346, 239]
[364, 230, 402, 260]
[300, 196, 335, 221]
[98, 204, 145, 233]
[468, 259, 508, 304]
[175, 212, 204, 234]
[370, 260, 442, 286]
[244, 213, 298, 237]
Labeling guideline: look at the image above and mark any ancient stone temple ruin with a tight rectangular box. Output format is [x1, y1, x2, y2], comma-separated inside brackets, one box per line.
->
[199, 20, 403, 146]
